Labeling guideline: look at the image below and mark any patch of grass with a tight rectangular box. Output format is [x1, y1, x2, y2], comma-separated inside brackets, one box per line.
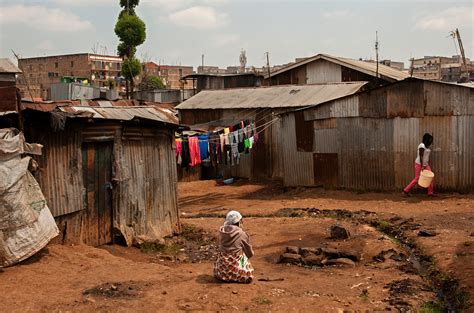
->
[140, 241, 183, 254]
[253, 296, 272, 305]
[375, 220, 392, 233]
[418, 301, 443, 313]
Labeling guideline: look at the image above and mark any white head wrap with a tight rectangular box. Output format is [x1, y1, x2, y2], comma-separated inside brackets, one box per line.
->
[224, 210, 242, 226]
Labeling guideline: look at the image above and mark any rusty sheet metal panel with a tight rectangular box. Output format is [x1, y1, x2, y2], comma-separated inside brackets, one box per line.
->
[116, 129, 179, 245]
[281, 113, 314, 186]
[314, 118, 337, 130]
[271, 117, 284, 179]
[387, 80, 424, 118]
[421, 116, 458, 190]
[304, 96, 359, 121]
[393, 117, 421, 189]
[314, 153, 339, 187]
[338, 118, 394, 190]
[457, 115, 474, 191]
[424, 81, 471, 116]
[358, 88, 387, 118]
[306, 59, 342, 84]
[314, 128, 338, 154]
[32, 127, 85, 217]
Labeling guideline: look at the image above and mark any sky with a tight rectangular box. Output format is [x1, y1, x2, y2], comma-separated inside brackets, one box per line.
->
[0, 0, 472, 69]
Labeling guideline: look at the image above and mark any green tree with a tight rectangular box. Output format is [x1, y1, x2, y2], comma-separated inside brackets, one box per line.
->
[139, 75, 166, 90]
[114, 14, 146, 49]
[121, 57, 141, 82]
[114, 0, 146, 98]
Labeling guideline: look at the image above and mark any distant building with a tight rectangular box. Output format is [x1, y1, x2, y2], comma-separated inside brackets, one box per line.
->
[182, 73, 264, 93]
[142, 62, 194, 89]
[380, 59, 405, 71]
[17, 53, 123, 100]
[412, 55, 473, 82]
[197, 66, 227, 74]
[0, 58, 21, 112]
[266, 53, 409, 87]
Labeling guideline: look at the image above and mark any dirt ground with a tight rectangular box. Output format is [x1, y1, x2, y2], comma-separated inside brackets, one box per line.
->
[1, 180, 473, 312]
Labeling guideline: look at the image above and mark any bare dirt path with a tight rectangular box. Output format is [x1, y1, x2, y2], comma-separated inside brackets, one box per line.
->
[0, 180, 472, 312]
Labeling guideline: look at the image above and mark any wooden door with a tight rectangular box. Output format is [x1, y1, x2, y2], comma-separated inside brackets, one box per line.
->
[313, 153, 339, 187]
[82, 142, 113, 246]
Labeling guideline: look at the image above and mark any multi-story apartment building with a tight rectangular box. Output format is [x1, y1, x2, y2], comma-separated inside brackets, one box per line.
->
[17, 53, 123, 99]
[142, 62, 194, 89]
[412, 55, 473, 81]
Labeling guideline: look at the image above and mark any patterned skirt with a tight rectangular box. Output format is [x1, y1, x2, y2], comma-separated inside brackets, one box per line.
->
[214, 250, 254, 283]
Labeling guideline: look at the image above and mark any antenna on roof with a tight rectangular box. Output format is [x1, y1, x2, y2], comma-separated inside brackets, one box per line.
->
[375, 31, 379, 81]
[265, 52, 271, 85]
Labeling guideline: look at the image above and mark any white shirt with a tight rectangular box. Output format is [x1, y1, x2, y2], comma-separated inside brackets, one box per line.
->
[415, 143, 431, 165]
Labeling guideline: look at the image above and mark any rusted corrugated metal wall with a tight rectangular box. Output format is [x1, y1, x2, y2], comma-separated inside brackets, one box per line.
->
[115, 127, 179, 245]
[281, 114, 314, 186]
[31, 125, 84, 217]
[285, 79, 474, 191]
[338, 118, 395, 190]
[29, 118, 179, 246]
[306, 59, 342, 84]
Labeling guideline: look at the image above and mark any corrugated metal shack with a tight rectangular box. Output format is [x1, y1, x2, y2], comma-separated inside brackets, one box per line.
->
[182, 73, 264, 93]
[281, 78, 474, 192]
[6, 101, 181, 246]
[266, 54, 409, 87]
[176, 82, 367, 180]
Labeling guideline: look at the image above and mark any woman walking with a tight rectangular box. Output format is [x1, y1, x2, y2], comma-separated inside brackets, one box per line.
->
[214, 211, 254, 283]
[403, 133, 434, 196]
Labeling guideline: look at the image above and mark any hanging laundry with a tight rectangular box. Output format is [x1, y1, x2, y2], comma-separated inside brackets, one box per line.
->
[224, 127, 230, 134]
[237, 128, 245, 153]
[220, 133, 225, 153]
[181, 136, 191, 169]
[230, 131, 240, 165]
[198, 134, 209, 160]
[188, 136, 201, 166]
[175, 138, 183, 165]
[249, 136, 254, 149]
[209, 132, 220, 166]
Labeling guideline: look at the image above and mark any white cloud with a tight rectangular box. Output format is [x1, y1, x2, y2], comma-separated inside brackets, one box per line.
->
[214, 33, 240, 47]
[36, 40, 55, 51]
[415, 7, 473, 31]
[168, 6, 229, 29]
[323, 10, 351, 19]
[54, 0, 115, 6]
[0, 5, 93, 32]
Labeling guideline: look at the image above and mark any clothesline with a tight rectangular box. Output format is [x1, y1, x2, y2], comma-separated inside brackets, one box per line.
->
[175, 116, 281, 168]
[177, 117, 279, 143]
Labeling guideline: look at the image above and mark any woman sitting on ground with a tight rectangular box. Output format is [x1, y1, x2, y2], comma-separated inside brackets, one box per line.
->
[214, 210, 254, 283]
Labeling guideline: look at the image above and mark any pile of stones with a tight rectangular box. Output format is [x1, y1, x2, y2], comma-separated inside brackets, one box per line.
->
[278, 246, 361, 267]
[278, 224, 359, 267]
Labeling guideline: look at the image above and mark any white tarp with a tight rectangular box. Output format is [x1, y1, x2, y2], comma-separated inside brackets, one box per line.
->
[0, 128, 59, 267]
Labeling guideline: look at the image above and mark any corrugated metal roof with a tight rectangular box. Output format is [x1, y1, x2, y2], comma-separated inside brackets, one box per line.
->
[0, 58, 21, 73]
[268, 54, 409, 81]
[176, 82, 367, 109]
[59, 106, 179, 125]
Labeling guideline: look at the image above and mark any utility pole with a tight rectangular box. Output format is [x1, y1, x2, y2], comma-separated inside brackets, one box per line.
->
[409, 58, 415, 77]
[201, 54, 204, 73]
[375, 31, 379, 83]
[265, 52, 271, 85]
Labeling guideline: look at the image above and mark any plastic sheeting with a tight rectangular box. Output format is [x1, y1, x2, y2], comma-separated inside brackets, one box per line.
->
[0, 128, 59, 267]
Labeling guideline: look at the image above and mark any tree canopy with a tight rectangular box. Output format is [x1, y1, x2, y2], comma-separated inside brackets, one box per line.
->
[139, 75, 166, 90]
[121, 57, 141, 81]
[114, 13, 146, 52]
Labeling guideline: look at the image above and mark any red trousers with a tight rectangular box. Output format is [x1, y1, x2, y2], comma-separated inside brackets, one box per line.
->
[404, 163, 434, 195]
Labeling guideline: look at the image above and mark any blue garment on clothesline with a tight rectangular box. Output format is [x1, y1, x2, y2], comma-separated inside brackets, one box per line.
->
[198, 135, 209, 159]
